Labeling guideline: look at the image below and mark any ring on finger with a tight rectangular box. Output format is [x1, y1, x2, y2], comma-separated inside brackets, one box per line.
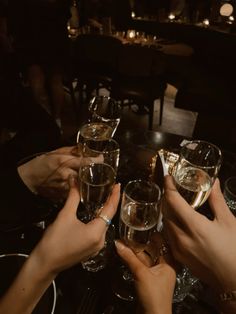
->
[97, 213, 111, 227]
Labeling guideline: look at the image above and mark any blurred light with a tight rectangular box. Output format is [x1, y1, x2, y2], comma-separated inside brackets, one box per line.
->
[220, 3, 234, 17]
[127, 30, 136, 39]
[131, 11, 136, 18]
[229, 15, 234, 21]
[203, 19, 210, 26]
[168, 13, 175, 21]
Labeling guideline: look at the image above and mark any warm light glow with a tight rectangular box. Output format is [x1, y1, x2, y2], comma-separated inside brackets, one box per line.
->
[220, 4, 234, 17]
[168, 13, 175, 21]
[131, 11, 136, 18]
[229, 15, 235, 22]
[203, 19, 210, 26]
[127, 30, 136, 39]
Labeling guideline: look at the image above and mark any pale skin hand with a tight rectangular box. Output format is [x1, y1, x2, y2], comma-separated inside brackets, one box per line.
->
[162, 176, 236, 313]
[17, 146, 83, 201]
[115, 235, 176, 314]
[0, 180, 120, 314]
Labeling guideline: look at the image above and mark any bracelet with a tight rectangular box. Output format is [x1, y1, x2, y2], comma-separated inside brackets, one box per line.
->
[220, 291, 236, 302]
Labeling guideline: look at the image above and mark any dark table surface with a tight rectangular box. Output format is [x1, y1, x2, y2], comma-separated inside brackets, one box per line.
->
[1, 130, 236, 314]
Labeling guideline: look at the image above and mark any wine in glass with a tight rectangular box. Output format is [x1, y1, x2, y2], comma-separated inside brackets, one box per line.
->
[171, 140, 222, 302]
[77, 122, 113, 146]
[78, 163, 116, 272]
[173, 140, 222, 209]
[114, 179, 161, 301]
[88, 95, 121, 137]
[82, 138, 120, 174]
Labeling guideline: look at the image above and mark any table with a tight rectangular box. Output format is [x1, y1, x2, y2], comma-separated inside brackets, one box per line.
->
[1, 130, 235, 314]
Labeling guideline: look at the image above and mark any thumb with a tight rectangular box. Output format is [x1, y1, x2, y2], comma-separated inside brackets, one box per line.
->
[115, 240, 146, 278]
[63, 175, 80, 214]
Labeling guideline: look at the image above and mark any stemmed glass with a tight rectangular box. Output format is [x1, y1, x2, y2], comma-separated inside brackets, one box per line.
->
[88, 95, 121, 137]
[173, 140, 222, 209]
[82, 138, 120, 174]
[114, 179, 161, 301]
[171, 140, 222, 302]
[78, 163, 116, 272]
[76, 122, 113, 147]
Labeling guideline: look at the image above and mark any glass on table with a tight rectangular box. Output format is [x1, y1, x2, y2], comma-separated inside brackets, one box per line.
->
[173, 140, 222, 209]
[88, 96, 121, 137]
[114, 179, 161, 301]
[223, 176, 236, 215]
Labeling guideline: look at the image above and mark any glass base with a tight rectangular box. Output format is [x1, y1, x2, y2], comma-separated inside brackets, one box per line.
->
[112, 265, 136, 302]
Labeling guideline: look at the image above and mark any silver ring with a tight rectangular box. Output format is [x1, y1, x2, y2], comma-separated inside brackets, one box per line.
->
[97, 214, 111, 227]
[159, 243, 169, 256]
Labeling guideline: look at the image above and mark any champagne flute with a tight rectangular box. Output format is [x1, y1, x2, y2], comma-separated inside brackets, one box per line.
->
[78, 163, 116, 221]
[82, 138, 120, 174]
[77, 122, 113, 147]
[171, 140, 222, 302]
[88, 96, 121, 137]
[173, 140, 222, 209]
[78, 163, 116, 272]
[114, 179, 161, 301]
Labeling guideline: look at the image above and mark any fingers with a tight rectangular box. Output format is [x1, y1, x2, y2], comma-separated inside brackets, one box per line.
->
[208, 178, 232, 220]
[163, 176, 203, 228]
[90, 184, 120, 231]
[63, 176, 80, 215]
[115, 240, 146, 277]
[49, 146, 76, 155]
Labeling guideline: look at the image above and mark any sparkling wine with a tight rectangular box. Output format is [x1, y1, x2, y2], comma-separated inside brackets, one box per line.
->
[174, 166, 211, 208]
[92, 112, 120, 137]
[79, 163, 115, 214]
[79, 123, 113, 146]
[119, 202, 157, 252]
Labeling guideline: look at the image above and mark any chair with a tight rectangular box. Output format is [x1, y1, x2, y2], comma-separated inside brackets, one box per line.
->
[72, 34, 123, 106]
[110, 44, 167, 129]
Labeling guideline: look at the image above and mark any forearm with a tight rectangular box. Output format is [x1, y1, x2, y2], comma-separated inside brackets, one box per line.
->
[0, 250, 56, 314]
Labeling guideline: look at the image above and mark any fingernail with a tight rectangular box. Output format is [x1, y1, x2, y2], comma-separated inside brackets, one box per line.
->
[69, 174, 78, 187]
[115, 240, 125, 251]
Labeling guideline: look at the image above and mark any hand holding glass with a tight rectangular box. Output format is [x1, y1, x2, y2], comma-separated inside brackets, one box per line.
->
[173, 140, 222, 209]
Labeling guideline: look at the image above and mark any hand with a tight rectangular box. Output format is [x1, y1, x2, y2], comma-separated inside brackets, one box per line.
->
[115, 233, 176, 314]
[33, 178, 120, 275]
[0, 180, 120, 314]
[17, 146, 83, 201]
[163, 175, 236, 294]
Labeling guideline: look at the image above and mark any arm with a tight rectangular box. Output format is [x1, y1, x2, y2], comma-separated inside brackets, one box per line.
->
[115, 234, 176, 314]
[0, 179, 120, 314]
[163, 176, 236, 313]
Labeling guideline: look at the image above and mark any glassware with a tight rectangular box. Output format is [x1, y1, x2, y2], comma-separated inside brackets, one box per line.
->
[76, 122, 113, 146]
[171, 140, 222, 302]
[114, 179, 161, 301]
[81, 224, 115, 272]
[78, 163, 116, 221]
[173, 140, 222, 209]
[82, 138, 120, 174]
[78, 163, 116, 272]
[88, 96, 121, 137]
[223, 176, 236, 215]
